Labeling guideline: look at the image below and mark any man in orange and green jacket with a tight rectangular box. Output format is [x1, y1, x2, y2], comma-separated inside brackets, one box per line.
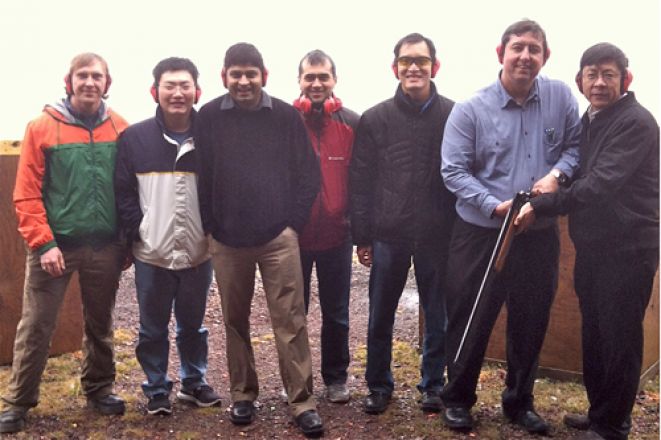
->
[0, 53, 129, 434]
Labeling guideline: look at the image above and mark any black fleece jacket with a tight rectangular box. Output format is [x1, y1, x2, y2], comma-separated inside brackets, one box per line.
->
[531, 92, 659, 251]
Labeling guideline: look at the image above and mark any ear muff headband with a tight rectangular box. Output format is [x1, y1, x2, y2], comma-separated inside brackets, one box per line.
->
[150, 84, 202, 104]
[65, 73, 112, 96]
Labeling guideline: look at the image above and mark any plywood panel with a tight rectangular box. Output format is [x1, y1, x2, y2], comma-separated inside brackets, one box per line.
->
[485, 216, 659, 384]
[0, 141, 83, 365]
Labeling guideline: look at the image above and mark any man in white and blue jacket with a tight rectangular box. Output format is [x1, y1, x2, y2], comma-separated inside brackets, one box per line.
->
[114, 57, 221, 416]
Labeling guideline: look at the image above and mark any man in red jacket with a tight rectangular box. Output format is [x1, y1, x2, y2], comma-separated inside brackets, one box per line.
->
[294, 50, 359, 404]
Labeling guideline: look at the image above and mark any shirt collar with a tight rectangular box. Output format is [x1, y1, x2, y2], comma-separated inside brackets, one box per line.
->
[495, 73, 540, 109]
[220, 91, 273, 111]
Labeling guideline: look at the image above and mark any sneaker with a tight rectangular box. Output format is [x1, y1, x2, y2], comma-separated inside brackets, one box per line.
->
[147, 394, 172, 415]
[420, 390, 443, 412]
[0, 406, 29, 434]
[325, 384, 351, 403]
[177, 384, 221, 407]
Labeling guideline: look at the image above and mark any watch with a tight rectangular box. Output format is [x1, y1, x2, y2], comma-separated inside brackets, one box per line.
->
[551, 169, 568, 186]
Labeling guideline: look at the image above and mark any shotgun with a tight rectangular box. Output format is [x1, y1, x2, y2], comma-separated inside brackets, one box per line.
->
[453, 191, 531, 363]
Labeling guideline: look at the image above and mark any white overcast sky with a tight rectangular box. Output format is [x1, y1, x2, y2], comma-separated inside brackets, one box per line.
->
[0, 0, 659, 140]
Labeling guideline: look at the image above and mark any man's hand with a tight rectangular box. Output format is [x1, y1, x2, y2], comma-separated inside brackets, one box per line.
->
[492, 199, 512, 219]
[514, 202, 536, 233]
[40, 247, 66, 277]
[357, 245, 372, 268]
[531, 172, 559, 196]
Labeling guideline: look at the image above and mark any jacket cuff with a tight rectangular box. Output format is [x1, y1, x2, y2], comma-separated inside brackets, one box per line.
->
[37, 240, 58, 255]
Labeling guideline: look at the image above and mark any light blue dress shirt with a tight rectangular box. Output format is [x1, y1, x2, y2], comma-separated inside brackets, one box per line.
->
[441, 75, 581, 228]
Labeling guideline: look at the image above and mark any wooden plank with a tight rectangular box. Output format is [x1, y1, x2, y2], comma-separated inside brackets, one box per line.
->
[0, 142, 83, 365]
[485, 216, 659, 386]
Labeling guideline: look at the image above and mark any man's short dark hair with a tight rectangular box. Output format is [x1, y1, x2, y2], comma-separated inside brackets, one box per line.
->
[579, 42, 628, 77]
[224, 42, 265, 72]
[298, 49, 336, 78]
[393, 33, 437, 63]
[501, 19, 549, 60]
[152, 57, 199, 87]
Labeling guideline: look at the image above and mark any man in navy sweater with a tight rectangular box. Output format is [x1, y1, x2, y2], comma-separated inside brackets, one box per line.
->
[195, 43, 323, 438]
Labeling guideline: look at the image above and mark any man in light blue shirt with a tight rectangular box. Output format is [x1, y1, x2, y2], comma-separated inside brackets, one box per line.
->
[440, 19, 580, 434]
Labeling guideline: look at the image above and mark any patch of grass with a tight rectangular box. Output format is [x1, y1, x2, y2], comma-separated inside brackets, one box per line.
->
[176, 431, 202, 439]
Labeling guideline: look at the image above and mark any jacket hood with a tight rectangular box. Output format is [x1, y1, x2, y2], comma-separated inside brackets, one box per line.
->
[45, 98, 109, 125]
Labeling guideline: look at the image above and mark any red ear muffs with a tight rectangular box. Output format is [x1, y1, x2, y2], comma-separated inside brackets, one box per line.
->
[150, 85, 158, 103]
[496, 44, 504, 63]
[575, 71, 583, 93]
[64, 73, 112, 96]
[221, 68, 228, 88]
[221, 67, 268, 88]
[323, 95, 342, 114]
[623, 69, 633, 92]
[431, 59, 440, 78]
[64, 74, 73, 95]
[293, 95, 312, 113]
[294, 95, 342, 115]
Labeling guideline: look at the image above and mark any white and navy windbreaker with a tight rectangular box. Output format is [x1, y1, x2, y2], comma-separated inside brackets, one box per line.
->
[114, 108, 209, 270]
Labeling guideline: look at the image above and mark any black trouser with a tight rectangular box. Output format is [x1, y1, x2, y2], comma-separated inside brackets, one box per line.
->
[441, 218, 559, 416]
[574, 246, 658, 440]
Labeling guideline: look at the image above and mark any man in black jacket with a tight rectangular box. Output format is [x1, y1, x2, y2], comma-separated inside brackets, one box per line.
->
[516, 43, 659, 440]
[350, 33, 456, 415]
[195, 43, 323, 438]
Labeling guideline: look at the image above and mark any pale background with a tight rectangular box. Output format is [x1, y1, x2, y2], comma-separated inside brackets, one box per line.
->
[0, 0, 658, 140]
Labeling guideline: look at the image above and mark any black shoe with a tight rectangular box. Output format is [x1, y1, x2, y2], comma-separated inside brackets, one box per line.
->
[294, 409, 324, 438]
[510, 409, 549, 434]
[420, 390, 443, 413]
[442, 406, 473, 431]
[229, 400, 256, 425]
[363, 391, 390, 414]
[563, 413, 590, 430]
[177, 385, 221, 407]
[0, 407, 28, 434]
[147, 393, 172, 415]
[87, 393, 126, 415]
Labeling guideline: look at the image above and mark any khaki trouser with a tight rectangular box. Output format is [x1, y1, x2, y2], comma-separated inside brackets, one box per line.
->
[2, 242, 124, 408]
[210, 228, 316, 417]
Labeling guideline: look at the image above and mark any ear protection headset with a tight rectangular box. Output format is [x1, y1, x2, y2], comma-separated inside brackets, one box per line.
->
[149, 83, 202, 104]
[575, 68, 633, 94]
[391, 59, 440, 79]
[293, 94, 342, 115]
[64, 73, 112, 97]
[495, 44, 551, 64]
[221, 67, 269, 88]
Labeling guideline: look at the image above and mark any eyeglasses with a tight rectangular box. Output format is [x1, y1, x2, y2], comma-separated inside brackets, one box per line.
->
[302, 73, 332, 82]
[160, 82, 195, 93]
[396, 56, 432, 69]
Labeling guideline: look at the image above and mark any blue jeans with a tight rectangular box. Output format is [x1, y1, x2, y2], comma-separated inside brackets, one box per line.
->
[300, 241, 352, 385]
[366, 240, 448, 395]
[134, 259, 212, 398]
